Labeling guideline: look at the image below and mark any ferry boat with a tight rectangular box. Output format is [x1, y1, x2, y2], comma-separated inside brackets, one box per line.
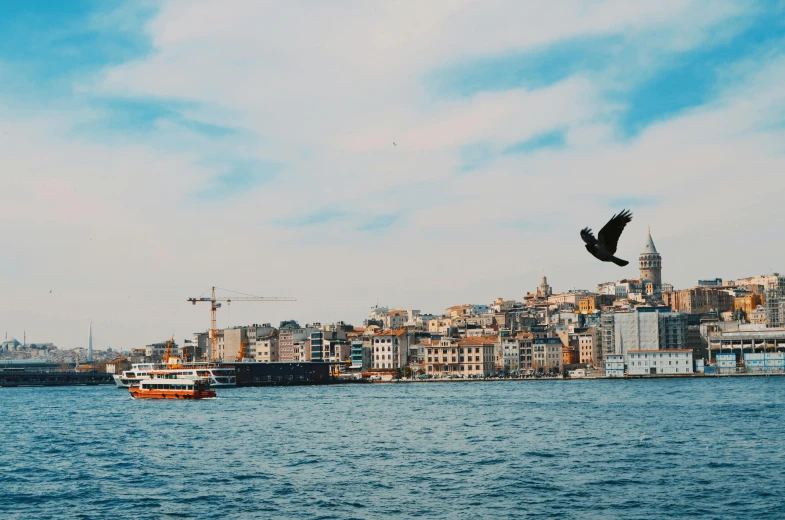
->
[130, 372, 215, 400]
[112, 363, 164, 388]
[113, 360, 236, 389]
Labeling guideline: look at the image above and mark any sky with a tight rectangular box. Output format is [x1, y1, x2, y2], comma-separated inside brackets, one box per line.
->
[1, 0, 784, 350]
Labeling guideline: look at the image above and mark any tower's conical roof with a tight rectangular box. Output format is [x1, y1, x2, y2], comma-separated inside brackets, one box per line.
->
[642, 230, 658, 255]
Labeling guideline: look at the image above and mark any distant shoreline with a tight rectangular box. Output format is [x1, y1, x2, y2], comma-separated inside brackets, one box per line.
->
[377, 373, 785, 383]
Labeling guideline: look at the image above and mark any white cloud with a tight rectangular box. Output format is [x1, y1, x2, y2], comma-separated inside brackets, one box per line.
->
[1, 0, 783, 348]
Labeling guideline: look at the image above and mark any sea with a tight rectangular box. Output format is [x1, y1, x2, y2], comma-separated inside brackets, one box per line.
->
[1, 378, 784, 519]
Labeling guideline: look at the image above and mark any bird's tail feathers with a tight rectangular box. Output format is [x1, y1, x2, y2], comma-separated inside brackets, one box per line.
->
[612, 257, 629, 267]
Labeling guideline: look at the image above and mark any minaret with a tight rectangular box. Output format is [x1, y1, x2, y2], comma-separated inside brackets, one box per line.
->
[639, 227, 662, 291]
[88, 321, 93, 363]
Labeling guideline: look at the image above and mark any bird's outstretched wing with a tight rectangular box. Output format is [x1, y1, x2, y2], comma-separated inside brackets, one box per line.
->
[580, 227, 597, 246]
[597, 209, 632, 255]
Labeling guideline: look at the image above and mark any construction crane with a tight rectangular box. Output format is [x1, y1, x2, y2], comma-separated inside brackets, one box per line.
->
[237, 340, 248, 362]
[188, 286, 296, 361]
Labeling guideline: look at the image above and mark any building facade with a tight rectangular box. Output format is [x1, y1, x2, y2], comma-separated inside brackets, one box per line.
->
[612, 308, 687, 355]
[605, 354, 625, 377]
[627, 349, 693, 375]
[532, 337, 562, 372]
[371, 330, 411, 370]
[422, 337, 496, 377]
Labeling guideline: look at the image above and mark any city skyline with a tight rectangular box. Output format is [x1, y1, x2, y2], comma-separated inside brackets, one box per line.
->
[2, 226, 779, 353]
[1, 1, 784, 348]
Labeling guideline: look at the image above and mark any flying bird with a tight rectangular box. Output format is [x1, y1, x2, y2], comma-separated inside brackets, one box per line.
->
[49, 290, 52, 293]
[392, 142, 397, 146]
[580, 209, 633, 266]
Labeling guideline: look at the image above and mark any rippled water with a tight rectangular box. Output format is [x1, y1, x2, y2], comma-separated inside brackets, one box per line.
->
[2, 378, 785, 519]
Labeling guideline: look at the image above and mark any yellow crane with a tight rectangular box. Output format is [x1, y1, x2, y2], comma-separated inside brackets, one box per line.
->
[188, 286, 296, 361]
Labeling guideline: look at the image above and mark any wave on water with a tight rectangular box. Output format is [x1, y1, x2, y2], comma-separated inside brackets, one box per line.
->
[2, 381, 785, 519]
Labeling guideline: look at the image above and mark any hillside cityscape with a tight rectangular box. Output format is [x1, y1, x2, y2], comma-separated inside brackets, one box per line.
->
[3, 229, 784, 378]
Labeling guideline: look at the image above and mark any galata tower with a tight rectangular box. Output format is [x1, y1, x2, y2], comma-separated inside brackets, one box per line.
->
[639, 227, 662, 291]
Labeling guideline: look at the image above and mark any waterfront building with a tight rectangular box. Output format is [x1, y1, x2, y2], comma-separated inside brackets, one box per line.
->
[278, 322, 316, 362]
[611, 308, 687, 356]
[532, 337, 562, 372]
[231, 323, 276, 361]
[604, 354, 625, 377]
[191, 332, 210, 361]
[371, 329, 412, 370]
[350, 340, 370, 370]
[422, 336, 496, 377]
[322, 338, 351, 364]
[577, 329, 597, 364]
[309, 331, 324, 361]
[500, 337, 520, 374]
[252, 333, 278, 362]
[716, 353, 737, 374]
[295, 340, 310, 362]
[562, 345, 577, 365]
[627, 349, 693, 375]
[639, 229, 662, 293]
[220, 327, 248, 361]
[706, 327, 785, 362]
[518, 333, 533, 372]
[743, 352, 785, 373]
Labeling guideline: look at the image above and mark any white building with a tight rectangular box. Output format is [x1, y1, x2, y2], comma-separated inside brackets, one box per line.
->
[743, 352, 785, 373]
[500, 338, 520, 373]
[605, 354, 625, 377]
[371, 330, 412, 369]
[627, 349, 693, 375]
[598, 282, 617, 296]
[716, 353, 737, 374]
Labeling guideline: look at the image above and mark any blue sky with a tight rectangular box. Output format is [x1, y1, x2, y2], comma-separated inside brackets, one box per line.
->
[0, 1, 784, 348]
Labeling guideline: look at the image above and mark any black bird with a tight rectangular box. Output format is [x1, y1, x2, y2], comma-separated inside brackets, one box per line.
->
[580, 209, 633, 266]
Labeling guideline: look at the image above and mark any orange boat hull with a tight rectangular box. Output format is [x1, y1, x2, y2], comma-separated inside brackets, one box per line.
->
[129, 388, 216, 399]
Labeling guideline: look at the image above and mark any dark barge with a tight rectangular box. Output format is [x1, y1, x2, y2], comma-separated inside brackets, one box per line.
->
[0, 370, 114, 387]
[225, 361, 335, 387]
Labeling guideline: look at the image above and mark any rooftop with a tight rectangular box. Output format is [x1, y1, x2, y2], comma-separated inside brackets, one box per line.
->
[641, 230, 659, 255]
[457, 336, 497, 346]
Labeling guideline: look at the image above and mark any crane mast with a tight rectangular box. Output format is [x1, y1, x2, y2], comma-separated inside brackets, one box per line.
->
[188, 286, 295, 361]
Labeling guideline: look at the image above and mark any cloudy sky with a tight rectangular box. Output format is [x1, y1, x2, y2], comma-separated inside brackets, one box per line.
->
[1, 1, 784, 350]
